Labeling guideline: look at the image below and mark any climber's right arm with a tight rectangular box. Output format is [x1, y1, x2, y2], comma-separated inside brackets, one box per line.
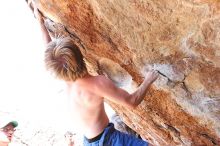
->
[96, 70, 159, 109]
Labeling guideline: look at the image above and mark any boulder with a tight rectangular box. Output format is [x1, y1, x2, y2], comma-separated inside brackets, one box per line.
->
[34, 0, 220, 145]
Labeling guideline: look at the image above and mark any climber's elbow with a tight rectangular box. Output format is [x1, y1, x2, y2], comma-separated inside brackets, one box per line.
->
[126, 95, 140, 109]
[129, 103, 138, 109]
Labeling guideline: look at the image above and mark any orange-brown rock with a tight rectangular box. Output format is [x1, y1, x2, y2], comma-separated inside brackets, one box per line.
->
[34, 0, 220, 145]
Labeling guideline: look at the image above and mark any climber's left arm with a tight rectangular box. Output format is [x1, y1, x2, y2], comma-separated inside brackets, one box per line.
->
[29, 0, 52, 46]
[34, 7, 52, 46]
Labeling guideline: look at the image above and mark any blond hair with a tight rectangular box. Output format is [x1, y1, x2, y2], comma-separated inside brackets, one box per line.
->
[45, 37, 87, 81]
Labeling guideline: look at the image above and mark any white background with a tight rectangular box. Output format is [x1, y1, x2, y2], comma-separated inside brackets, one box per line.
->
[0, 1, 70, 131]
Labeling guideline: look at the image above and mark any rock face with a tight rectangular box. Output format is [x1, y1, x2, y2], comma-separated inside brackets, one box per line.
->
[35, 0, 220, 145]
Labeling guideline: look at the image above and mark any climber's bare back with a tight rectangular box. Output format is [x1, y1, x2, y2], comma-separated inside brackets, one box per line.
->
[66, 75, 110, 139]
[66, 70, 159, 139]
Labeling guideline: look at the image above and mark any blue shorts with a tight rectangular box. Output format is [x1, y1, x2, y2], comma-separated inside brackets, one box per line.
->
[84, 123, 149, 146]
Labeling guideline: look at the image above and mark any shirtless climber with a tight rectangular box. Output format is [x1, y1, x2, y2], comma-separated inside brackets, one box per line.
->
[30, 1, 158, 145]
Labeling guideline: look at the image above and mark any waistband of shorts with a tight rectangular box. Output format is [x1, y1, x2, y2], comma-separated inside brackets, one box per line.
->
[84, 123, 114, 143]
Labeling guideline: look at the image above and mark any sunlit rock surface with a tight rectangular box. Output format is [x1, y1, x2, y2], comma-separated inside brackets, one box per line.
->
[31, 0, 220, 145]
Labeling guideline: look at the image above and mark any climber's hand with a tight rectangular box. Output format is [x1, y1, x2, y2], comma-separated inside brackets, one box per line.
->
[33, 2, 44, 23]
[144, 70, 159, 84]
[28, 0, 44, 23]
[27, 0, 34, 13]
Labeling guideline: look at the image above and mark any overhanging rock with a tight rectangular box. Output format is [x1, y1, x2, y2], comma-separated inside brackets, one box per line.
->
[33, 0, 220, 145]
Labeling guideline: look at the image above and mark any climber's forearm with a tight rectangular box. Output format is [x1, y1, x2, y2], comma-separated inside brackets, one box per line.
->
[130, 70, 158, 107]
[30, 1, 51, 46]
[130, 79, 152, 107]
[38, 21, 52, 46]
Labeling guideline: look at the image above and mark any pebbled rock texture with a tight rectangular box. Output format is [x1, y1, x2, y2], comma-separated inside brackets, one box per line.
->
[34, 0, 220, 145]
